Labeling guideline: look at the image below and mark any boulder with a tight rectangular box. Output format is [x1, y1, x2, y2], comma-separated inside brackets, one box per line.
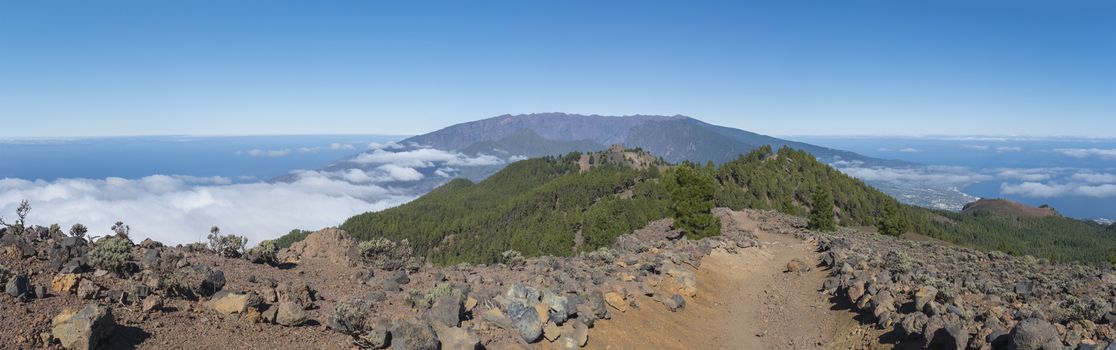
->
[278, 228, 359, 266]
[357, 318, 391, 349]
[209, 291, 262, 315]
[543, 291, 571, 325]
[391, 318, 440, 350]
[427, 293, 464, 327]
[391, 270, 411, 285]
[915, 285, 938, 312]
[51, 304, 115, 350]
[77, 279, 101, 300]
[432, 322, 480, 350]
[927, 324, 970, 350]
[604, 292, 627, 312]
[52, 273, 81, 294]
[200, 269, 226, 296]
[275, 301, 308, 327]
[1007, 318, 1063, 350]
[6, 273, 30, 298]
[664, 294, 686, 312]
[505, 301, 543, 343]
[0, 234, 35, 258]
[586, 290, 610, 319]
[48, 237, 89, 271]
[142, 295, 163, 313]
[846, 279, 866, 303]
[543, 321, 562, 342]
[660, 264, 697, 297]
[569, 320, 589, 346]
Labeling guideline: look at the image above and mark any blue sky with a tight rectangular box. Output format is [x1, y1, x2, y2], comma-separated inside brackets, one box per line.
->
[1, 0, 1113, 138]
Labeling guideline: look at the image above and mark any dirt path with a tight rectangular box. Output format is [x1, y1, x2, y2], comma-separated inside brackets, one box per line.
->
[588, 211, 878, 350]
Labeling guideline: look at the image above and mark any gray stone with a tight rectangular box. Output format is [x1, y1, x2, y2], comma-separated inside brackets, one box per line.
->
[6, 273, 30, 299]
[392, 270, 411, 285]
[383, 279, 401, 292]
[274, 301, 307, 327]
[914, 285, 938, 312]
[431, 322, 480, 350]
[505, 301, 543, 343]
[586, 290, 610, 319]
[357, 318, 391, 349]
[427, 293, 463, 327]
[51, 304, 115, 350]
[1007, 318, 1063, 350]
[391, 318, 439, 350]
[664, 294, 686, 312]
[543, 291, 571, 325]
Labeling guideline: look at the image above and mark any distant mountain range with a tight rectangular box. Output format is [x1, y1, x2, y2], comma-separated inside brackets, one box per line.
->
[311, 113, 943, 207]
[404, 113, 901, 165]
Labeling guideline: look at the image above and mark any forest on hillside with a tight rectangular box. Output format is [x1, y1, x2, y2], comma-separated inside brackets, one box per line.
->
[328, 146, 1116, 265]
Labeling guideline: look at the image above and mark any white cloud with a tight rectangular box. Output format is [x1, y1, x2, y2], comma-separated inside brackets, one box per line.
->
[996, 146, 1023, 153]
[508, 155, 529, 162]
[1056, 148, 1116, 160]
[961, 145, 989, 151]
[1000, 182, 1070, 198]
[247, 149, 293, 157]
[997, 168, 1053, 182]
[352, 148, 506, 168]
[0, 174, 414, 246]
[1072, 172, 1116, 184]
[1077, 184, 1116, 198]
[367, 141, 404, 150]
[1000, 182, 1116, 198]
[330, 143, 355, 150]
[898, 147, 919, 153]
[243, 143, 358, 157]
[837, 166, 992, 186]
[375, 164, 424, 182]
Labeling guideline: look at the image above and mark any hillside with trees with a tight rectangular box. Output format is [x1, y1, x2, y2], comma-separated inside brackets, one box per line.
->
[334, 146, 1116, 265]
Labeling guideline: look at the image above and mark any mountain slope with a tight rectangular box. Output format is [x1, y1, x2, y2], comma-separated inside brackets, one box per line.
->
[337, 146, 1116, 265]
[340, 148, 671, 264]
[402, 113, 898, 165]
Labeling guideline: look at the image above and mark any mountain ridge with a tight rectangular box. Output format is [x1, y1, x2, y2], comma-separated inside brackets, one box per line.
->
[401, 113, 904, 166]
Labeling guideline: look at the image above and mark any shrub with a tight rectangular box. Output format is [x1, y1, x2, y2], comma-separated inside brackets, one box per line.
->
[207, 226, 247, 258]
[0, 199, 31, 233]
[358, 237, 414, 270]
[111, 221, 130, 239]
[499, 250, 526, 268]
[69, 223, 88, 238]
[89, 235, 133, 274]
[884, 250, 915, 273]
[245, 239, 279, 264]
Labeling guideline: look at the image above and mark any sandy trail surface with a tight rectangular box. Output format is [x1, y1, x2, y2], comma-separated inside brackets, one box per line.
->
[587, 211, 886, 350]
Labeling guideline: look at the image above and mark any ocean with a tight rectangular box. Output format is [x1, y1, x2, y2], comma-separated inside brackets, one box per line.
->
[790, 136, 1116, 221]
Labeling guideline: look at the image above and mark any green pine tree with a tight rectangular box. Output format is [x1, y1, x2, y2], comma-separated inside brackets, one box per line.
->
[666, 163, 721, 239]
[877, 199, 909, 236]
[808, 184, 836, 231]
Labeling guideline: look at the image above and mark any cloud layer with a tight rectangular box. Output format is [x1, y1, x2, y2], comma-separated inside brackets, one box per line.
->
[1056, 148, 1116, 160]
[0, 174, 414, 246]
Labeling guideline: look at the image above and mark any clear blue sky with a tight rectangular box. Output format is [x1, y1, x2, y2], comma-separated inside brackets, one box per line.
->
[2, 0, 1113, 138]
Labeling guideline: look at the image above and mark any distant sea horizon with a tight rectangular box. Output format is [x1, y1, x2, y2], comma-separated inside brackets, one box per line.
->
[789, 135, 1116, 221]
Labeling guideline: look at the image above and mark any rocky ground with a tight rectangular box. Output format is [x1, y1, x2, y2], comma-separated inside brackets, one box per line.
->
[0, 209, 759, 350]
[3, 208, 1114, 349]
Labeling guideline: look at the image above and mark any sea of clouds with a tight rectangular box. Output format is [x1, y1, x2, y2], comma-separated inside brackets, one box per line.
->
[0, 143, 518, 246]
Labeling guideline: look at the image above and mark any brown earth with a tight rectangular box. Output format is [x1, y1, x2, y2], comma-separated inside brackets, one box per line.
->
[961, 198, 1057, 218]
[586, 211, 897, 350]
